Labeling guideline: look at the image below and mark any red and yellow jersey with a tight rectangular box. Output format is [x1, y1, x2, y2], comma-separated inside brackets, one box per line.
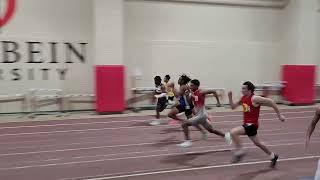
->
[241, 94, 261, 128]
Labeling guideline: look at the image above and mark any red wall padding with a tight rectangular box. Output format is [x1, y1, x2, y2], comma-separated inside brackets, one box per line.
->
[95, 65, 125, 113]
[281, 65, 316, 104]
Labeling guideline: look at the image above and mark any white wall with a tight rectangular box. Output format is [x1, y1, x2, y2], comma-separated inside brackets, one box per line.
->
[1, 0, 319, 112]
[280, 0, 320, 80]
[93, 0, 124, 65]
[124, 0, 283, 101]
[0, 0, 94, 112]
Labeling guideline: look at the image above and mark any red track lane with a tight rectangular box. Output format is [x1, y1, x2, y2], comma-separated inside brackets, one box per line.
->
[0, 107, 318, 180]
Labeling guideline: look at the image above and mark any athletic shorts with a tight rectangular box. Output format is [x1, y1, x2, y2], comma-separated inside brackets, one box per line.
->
[243, 123, 258, 137]
[184, 110, 209, 126]
[168, 96, 174, 101]
[156, 97, 168, 112]
[176, 104, 193, 117]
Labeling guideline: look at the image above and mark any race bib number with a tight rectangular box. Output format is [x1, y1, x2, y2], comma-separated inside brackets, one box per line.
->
[242, 103, 250, 112]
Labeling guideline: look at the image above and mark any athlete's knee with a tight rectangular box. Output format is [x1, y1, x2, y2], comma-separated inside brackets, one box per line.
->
[203, 124, 213, 133]
[168, 112, 175, 118]
[182, 122, 189, 128]
[230, 128, 239, 136]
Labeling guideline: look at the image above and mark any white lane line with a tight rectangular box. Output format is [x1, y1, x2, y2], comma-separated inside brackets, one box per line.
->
[0, 115, 312, 137]
[5, 136, 316, 168]
[0, 128, 284, 150]
[0, 127, 294, 150]
[0, 110, 313, 130]
[0, 140, 318, 171]
[0, 129, 303, 157]
[83, 155, 320, 180]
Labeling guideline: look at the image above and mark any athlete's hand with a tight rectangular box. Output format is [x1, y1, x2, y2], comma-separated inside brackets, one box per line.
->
[228, 91, 233, 98]
[278, 114, 285, 122]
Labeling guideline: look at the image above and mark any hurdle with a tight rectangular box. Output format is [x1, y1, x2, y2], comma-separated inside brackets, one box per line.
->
[255, 81, 286, 103]
[0, 94, 27, 117]
[202, 87, 225, 107]
[63, 93, 95, 115]
[28, 89, 64, 118]
[128, 87, 156, 112]
[128, 87, 225, 111]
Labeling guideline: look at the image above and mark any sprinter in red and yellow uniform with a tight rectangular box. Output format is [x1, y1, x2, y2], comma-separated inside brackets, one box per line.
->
[228, 81, 285, 168]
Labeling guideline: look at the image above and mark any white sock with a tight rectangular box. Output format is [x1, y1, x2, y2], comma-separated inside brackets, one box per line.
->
[270, 152, 275, 159]
[224, 132, 230, 137]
